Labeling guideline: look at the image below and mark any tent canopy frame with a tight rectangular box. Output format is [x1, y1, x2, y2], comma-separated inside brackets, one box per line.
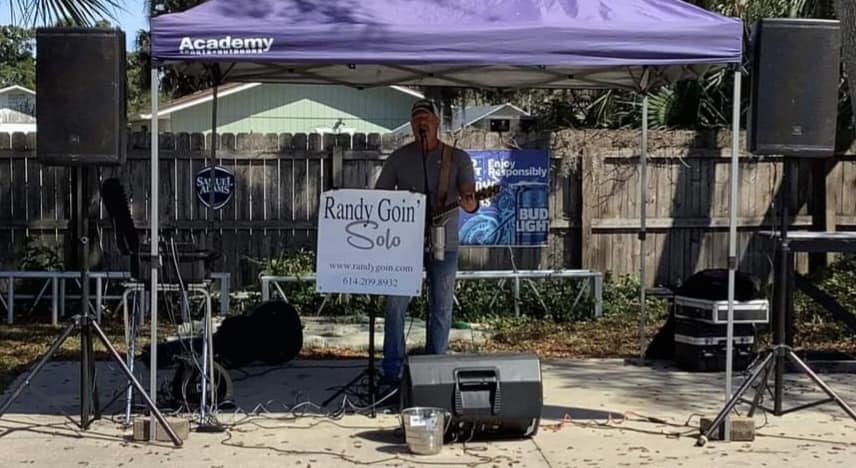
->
[147, 0, 745, 440]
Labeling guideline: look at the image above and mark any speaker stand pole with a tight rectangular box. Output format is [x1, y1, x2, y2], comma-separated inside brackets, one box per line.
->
[77, 166, 99, 429]
[0, 168, 182, 446]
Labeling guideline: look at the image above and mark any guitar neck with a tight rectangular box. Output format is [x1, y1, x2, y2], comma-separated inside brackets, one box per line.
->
[431, 186, 497, 219]
[433, 200, 461, 218]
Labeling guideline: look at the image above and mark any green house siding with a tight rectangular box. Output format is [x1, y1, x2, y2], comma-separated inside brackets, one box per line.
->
[168, 84, 417, 134]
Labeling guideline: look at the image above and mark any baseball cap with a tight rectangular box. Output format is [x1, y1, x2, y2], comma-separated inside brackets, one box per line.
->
[410, 99, 437, 117]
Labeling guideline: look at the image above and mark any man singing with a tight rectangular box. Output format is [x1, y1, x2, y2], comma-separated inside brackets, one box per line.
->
[374, 99, 478, 389]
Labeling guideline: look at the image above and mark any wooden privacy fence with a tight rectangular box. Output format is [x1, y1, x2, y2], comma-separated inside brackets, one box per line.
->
[1, 129, 854, 288]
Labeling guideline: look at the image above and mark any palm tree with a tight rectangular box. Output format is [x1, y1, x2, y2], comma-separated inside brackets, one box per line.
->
[5, 0, 121, 26]
[131, 0, 209, 99]
[638, 0, 845, 130]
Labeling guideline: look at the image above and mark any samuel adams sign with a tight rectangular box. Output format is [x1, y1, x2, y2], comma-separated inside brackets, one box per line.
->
[195, 165, 235, 210]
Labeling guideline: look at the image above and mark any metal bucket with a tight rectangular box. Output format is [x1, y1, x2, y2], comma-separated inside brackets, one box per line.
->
[401, 407, 449, 455]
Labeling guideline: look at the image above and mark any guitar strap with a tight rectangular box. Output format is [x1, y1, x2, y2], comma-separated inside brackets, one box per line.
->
[436, 143, 454, 212]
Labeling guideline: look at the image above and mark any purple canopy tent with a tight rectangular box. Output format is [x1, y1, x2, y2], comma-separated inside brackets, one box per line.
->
[151, 0, 740, 88]
[149, 0, 744, 438]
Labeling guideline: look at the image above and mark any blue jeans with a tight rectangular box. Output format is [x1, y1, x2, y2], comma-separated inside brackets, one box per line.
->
[382, 251, 458, 381]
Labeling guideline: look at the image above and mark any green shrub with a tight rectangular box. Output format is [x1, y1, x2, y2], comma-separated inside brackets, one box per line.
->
[248, 250, 322, 315]
[19, 237, 63, 271]
[245, 251, 666, 325]
[10, 237, 64, 320]
[793, 254, 856, 343]
[249, 250, 376, 317]
[600, 272, 668, 321]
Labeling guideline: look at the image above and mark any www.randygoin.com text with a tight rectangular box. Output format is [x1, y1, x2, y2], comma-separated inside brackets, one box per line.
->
[328, 262, 414, 274]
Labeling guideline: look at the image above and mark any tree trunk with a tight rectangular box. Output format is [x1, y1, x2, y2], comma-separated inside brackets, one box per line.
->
[836, 0, 856, 121]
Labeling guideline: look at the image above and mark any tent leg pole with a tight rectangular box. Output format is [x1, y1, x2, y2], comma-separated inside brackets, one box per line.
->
[724, 68, 742, 442]
[149, 66, 160, 442]
[639, 95, 648, 359]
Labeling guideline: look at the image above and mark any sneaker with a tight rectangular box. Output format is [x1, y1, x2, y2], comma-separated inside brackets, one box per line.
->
[378, 372, 400, 387]
[375, 376, 401, 409]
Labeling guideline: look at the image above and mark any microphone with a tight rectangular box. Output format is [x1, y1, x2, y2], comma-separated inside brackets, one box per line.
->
[432, 224, 445, 261]
[100, 178, 139, 255]
[418, 127, 428, 138]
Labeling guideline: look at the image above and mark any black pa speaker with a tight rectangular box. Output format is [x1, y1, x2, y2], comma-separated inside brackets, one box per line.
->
[402, 353, 542, 439]
[36, 28, 126, 166]
[747, 19, 840, 157]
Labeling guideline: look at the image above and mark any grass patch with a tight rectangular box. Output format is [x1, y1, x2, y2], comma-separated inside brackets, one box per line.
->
[0, 320, 136, 394]
[457, 313, 666, 358]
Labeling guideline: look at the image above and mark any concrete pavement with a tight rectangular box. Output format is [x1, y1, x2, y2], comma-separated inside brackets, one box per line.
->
[2, 359, 856, 467]
[299, 316, 488, 350]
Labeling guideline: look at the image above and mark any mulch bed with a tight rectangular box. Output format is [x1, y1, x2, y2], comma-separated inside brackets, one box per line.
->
[3, 315, 855, 394]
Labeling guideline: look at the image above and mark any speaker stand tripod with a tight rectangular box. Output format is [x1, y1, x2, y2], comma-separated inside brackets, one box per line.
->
[322, 304, 378, 417]
[698, 158, 856, 445]
[0, 167, 182, 447]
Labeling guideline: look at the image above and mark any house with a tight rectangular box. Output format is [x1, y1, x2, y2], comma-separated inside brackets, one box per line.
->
[134, 83, 424, 135]
[0, 85, 36, 133]
[391, 103, 532, 134]
[448, 104, 532, 132]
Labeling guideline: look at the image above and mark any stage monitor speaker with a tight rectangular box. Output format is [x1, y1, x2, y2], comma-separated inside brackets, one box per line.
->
[747, 18, 840, 157]
[36, 27, 126, 166]
[402, 353, 542, 439]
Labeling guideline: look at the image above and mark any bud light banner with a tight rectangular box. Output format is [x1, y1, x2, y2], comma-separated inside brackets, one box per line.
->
[195, 165, 235, 210]
[459, 150, 549, 246]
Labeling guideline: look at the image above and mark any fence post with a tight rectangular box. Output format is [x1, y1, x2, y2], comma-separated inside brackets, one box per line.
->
[580, 144, 594, 269]
[593, 273, 603, 317]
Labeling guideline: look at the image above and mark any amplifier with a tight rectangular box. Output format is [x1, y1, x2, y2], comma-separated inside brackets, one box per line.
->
[674, 296, 769, 324]
[674, 318, 756, 372]
[401, 353, 542, 439]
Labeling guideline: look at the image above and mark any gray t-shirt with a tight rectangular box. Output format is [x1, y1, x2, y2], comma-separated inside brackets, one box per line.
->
[374, 141, 475, 251]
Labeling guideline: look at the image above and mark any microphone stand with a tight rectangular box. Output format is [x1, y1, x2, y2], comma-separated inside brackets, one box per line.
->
[419, 128, 434, 237]
[322, 131, 433, 414]
[418, 129, 437, 372]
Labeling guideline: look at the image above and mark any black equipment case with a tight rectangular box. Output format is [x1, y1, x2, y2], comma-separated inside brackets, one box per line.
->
[674, 318, 756, 372]
[401, 353, 542, 439]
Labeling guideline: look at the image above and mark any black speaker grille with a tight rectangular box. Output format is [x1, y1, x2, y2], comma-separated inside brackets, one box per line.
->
[36, 28, 126, 166]
[748, 19, 840, 157]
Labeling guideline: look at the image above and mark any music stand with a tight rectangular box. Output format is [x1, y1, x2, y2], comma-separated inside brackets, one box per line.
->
[322, 303, 378, 417]
[698, 157, 856, 445]
[0, 167, 182, 447]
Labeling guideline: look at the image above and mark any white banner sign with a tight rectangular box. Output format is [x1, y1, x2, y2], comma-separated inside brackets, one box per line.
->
[316, 189, 426, 296]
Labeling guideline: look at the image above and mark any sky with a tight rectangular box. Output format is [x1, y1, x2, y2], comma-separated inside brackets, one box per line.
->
[0, 1, 149, 50]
